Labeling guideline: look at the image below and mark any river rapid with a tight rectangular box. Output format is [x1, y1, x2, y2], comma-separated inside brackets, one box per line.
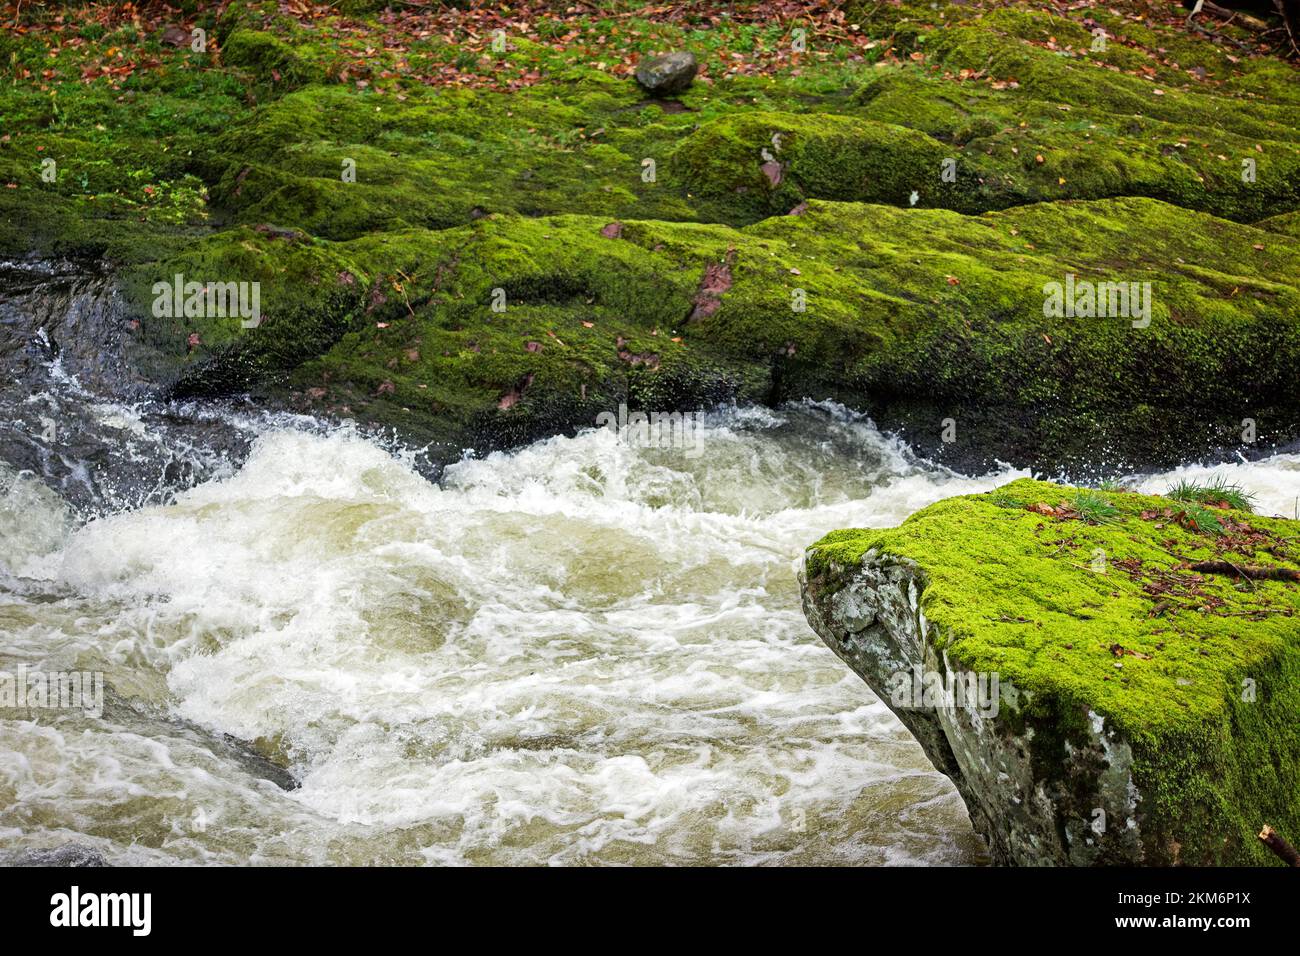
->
[3, 398, 1299, 865]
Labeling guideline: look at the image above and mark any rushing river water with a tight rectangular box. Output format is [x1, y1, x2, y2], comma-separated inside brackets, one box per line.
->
[2, 399, 1299, 865]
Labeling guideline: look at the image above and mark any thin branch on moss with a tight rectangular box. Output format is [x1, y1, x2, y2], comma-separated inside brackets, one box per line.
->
[1191, 561, 1300, 582]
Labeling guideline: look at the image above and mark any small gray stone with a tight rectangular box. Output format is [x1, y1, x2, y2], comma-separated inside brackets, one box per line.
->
[160, 25, 190, 48]
[635, 52, 698, 97]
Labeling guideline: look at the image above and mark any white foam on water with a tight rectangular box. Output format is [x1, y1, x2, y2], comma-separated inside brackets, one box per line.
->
[0, 400, 1130, 866]
[0, 463, 73, 577]
[1135, 452, 1300, 519]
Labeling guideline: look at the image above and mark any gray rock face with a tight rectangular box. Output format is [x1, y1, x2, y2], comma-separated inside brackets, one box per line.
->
[3, 844, 109, 867]
[635, 52, 698, 97]
[799, 548, 1147, 866]
[0, 260, 285, 515]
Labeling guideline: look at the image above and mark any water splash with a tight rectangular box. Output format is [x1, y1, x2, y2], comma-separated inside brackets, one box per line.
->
[1136, 453, 1300, 520]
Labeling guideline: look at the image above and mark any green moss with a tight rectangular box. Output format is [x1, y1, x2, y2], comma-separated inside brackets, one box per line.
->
[670, 109, 1001, 215]
[853, 7, 1300, 222]
[3, 0, 1297, 263]
[1257, 210, 1300, 238]
[222, 29, 324, 89]
[119, 228, 368, 393]
[0, 0, 1297, 471]
[287, 215, 750, 447]
[859, 67, 1298, 220]
[49, 192, 1286, 469]
[807, 477, 1300, 863]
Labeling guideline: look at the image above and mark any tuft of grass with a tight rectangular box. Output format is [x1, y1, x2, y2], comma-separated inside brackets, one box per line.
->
[1066, 489, 1120, 524]
[988, 488, 1024, 509]
[1166, 476, 1256, 513]
[1096, 477, 1138, 493]
[1172, 501, 1226, 535]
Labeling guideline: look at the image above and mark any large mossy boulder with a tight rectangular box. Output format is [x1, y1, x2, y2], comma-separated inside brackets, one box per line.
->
[800, 477, 1300, 865]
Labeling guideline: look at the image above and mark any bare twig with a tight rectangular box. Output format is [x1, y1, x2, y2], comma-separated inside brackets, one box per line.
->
[1190, 560, 1300, 582]
[1186, 22, 1257, 53]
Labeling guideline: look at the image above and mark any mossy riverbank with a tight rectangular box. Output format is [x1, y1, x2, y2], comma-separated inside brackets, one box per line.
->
[1, 0, 1297, 474]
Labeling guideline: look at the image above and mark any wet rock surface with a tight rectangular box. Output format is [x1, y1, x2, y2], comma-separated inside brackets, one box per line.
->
[0, 259, 328, 515]
[1, 844, 110, 867]
[99, 684, 300, 793]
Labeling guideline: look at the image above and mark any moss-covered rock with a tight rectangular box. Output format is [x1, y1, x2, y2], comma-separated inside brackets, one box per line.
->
[0, 0, 1296, 473]
[801, 477, 1300, 865]
[118, 227, 368, 393]
[70, 194, 1300, 472]
[8, 0, 1293, 261]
